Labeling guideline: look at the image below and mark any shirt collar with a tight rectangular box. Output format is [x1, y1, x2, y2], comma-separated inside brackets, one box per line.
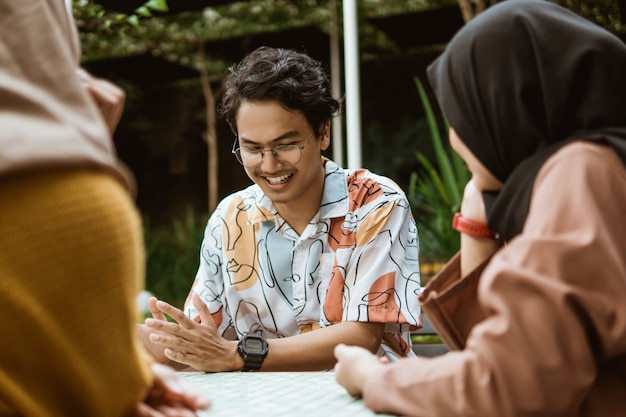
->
[319, 158, 349, 219]
[247, 157, 349, 225]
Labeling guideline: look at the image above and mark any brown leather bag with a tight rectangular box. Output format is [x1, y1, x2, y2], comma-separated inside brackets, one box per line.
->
[419, 253, 490, 351]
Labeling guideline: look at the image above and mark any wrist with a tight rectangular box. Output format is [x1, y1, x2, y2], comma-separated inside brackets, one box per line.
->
[452, 212, 497, 239]
[460, 232, 502, 276]
[231, 340, 244, 371]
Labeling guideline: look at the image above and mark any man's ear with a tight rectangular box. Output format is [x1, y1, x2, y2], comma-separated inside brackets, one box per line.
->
[320, 120, 331, 150]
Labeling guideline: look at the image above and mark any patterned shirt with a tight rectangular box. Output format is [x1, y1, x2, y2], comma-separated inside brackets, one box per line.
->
[184, 158, 421, 358]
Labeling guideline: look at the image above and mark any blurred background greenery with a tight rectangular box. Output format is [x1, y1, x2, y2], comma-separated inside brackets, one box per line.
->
[143, 207, 208, 308]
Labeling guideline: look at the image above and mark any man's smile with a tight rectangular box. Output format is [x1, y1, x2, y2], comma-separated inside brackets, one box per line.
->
[264, 173, 293, 185]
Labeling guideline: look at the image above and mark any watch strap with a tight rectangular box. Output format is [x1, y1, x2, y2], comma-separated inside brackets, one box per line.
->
[452, 212, 497, 239]
[241, 353, 264, 371]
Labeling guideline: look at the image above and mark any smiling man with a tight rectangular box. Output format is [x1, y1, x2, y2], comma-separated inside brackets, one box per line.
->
[141, 46, 421, 372]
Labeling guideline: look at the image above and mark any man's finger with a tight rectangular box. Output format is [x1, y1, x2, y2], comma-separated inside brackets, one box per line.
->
[155, 300, 196, 329]
[192, 293, 217, 330]
[148, 297, 168, 322]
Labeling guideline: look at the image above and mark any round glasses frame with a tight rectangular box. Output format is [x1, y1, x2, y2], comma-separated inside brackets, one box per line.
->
[231, 132, 314, 167]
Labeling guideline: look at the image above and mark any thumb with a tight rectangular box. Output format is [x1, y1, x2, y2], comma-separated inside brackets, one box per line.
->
[334, 343, 348, 360]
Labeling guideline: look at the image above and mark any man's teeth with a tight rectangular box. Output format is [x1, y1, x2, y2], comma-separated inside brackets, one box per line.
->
[266, 174, 292, 185]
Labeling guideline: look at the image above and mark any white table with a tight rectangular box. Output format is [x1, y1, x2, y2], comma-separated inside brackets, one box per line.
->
[178, 371, 395, 417]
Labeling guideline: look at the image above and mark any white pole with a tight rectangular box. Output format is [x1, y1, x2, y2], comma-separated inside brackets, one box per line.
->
[329, 0, 344, 166]
[342, 0, 362, 169]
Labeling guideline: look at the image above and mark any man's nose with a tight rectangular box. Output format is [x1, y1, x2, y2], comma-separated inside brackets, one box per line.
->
[260, 150, 282, 170]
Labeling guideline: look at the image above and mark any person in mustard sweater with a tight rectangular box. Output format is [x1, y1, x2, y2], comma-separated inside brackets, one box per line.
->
[0, 1, 209, 415]
[334, 1, 626, 416]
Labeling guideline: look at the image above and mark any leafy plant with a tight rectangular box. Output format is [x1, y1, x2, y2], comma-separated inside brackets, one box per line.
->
[143, 206, 208, 309]
[125, 0, 169, 26]
[408, 77, 470, 262]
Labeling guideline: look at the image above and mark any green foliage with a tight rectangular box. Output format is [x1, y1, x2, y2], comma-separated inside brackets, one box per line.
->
[126, 0, 169, 26]
[73, 0, 168, 30]
[140, 0, 169, 14]
[411, 334, 443, 344]
[408, 77, 470, 262]
[362, 116, 431, 193]
[551, 0, 623, 32]
[74, 0, 334, 66]
[75, 0, 623, 79]
[143, 207, 208, 309]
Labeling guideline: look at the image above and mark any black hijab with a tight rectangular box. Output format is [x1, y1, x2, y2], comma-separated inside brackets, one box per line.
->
[427, 0, 626, 242]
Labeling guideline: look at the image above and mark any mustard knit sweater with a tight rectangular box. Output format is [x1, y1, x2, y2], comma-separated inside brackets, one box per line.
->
[0, 169, 152, 416]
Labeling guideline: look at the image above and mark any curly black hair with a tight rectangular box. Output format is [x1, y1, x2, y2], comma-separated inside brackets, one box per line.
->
[217, 46, 341, 138]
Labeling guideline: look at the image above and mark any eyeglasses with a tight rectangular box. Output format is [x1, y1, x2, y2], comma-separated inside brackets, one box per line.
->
[232, 132, 314, 167]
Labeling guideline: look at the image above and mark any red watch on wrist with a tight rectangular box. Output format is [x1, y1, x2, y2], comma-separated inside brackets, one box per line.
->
[452, 212, 497, 239]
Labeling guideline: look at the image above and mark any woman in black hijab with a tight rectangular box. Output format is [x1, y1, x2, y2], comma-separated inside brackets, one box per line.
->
[333, 1, 626, 416]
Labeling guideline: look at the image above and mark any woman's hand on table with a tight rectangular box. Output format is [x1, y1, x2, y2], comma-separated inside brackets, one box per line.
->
[133, 363, 211, 417]
[333, 344, 388, 397]
[144, 294, 240, 372]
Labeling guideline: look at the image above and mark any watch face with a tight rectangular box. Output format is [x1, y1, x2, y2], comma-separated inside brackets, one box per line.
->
[239, 333, 268, 370]
[246, 338, 264, 351]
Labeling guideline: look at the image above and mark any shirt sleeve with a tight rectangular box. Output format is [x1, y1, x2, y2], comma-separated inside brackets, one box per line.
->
[333, 182, 421, 330]
[361, 143, 626, 416]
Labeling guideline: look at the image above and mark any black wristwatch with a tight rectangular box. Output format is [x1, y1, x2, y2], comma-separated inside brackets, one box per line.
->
[237, 332, 268, 371]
